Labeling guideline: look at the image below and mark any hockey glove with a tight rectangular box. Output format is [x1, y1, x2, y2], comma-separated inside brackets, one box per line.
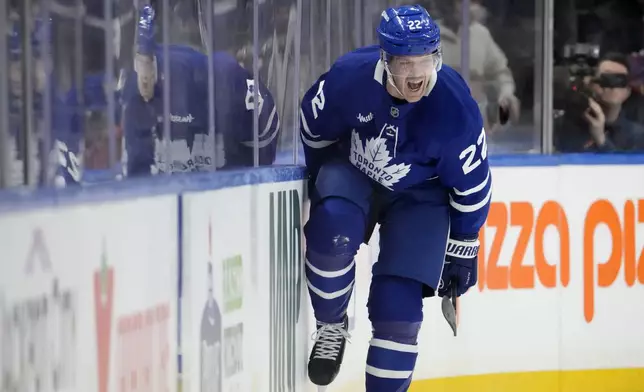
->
[136, 5, 156, 55]
[49, 140, 82, 187]
[438, 236, 479, 297]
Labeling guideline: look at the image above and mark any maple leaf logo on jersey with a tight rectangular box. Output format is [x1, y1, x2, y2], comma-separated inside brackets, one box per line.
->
[349, 129, 411, 190]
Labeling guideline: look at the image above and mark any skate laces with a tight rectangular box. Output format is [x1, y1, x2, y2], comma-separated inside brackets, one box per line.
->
[311, 322, 351, 360]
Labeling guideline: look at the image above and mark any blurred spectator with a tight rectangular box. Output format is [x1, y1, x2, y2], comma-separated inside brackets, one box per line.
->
[81, 104, 123, 170]
[554, 52, 644, 152]
[83, 111, 109, 170]
[623, 52, 644, 125]
[479, 0, 536, 119]
[435, 0, 520, 133]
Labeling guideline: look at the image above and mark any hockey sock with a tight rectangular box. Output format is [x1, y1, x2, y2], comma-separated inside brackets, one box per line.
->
[304, 197, 365, 323]
[366, 275, 423, 391]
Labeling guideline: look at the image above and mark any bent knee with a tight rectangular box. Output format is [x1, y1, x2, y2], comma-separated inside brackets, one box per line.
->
[305, 197, 366, 256]
[368, 275, 423, 344]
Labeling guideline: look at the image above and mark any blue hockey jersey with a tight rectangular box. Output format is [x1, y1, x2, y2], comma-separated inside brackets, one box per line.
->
[7, 78, 88, 187]
[121, 45, 279, 176]
[300, 45, 491, 236]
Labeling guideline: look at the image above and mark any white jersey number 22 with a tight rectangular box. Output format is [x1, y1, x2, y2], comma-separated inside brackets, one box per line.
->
[459, 128, 488, 175]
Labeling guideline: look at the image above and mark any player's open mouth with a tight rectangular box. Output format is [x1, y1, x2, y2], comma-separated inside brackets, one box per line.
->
[407, 80, 423, 92]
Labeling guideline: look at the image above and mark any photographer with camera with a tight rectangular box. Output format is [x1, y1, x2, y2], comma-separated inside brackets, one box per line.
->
[555, 52, 644, 152]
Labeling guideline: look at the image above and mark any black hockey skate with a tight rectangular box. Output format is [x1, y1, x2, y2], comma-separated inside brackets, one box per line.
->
[308, 316, 350, 387]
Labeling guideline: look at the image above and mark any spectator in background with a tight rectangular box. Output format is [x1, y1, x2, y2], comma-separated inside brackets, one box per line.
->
[83, 109, 124, 170]
[623, 51, 644, 126]
[435, 0, 520, 133]
[83, 111, 109, 170]
[555, 52, 644, 152]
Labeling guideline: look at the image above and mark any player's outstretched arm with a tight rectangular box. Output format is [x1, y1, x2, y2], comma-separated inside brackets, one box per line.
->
[134, 4, 158, 102]
[299, 72, 350, 178]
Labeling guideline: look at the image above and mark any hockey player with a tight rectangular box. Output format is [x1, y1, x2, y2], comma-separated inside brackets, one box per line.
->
[301, 4, 491, 391]
[120, 2, 280, 176]
[5, 17, 84, 187]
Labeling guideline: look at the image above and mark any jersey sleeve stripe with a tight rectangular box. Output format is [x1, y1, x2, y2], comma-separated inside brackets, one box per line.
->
[300, 109, 321, 138]
[241, 109, 281, 148]
[300, 108, 338, 149]
[449, 186, 492, 213]
[301, 134, 338, 149]
[452, 169, 490, 196]
[258, 105, 278, 138]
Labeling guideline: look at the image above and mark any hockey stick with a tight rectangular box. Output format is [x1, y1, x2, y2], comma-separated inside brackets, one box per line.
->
[441, 280, 459, 337]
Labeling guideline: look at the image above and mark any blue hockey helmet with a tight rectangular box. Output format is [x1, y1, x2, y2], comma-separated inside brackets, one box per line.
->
[377, 4, 441, 57]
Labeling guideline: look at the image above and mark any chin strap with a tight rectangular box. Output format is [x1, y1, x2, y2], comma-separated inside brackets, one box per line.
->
[423, 68, 438, 97]
[383, 63, 406, 99]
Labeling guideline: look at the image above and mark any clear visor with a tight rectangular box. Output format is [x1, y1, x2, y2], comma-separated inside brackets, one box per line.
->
[384, 51, 441, 78]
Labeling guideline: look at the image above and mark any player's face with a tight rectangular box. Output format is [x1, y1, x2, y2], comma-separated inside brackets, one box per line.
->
[593, 60, 631, 106]
[9, 61, 21, 96]
[9, 59, 47, 95]
[388, 54, 436, 102]
[34, 59, 46, 92]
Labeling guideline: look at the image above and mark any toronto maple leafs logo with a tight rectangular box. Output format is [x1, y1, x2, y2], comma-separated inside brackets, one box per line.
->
[349, 129, 411, 190]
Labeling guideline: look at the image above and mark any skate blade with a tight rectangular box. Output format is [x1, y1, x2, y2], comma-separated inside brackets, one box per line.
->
[317, 387, 327, 392]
